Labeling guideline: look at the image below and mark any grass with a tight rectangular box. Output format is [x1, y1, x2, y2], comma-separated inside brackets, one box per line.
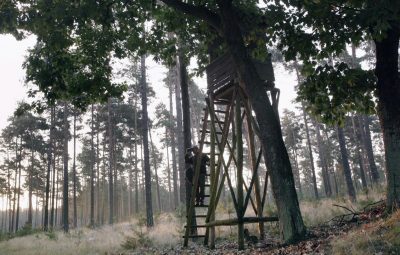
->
[330, 210, 400, 255]
[0, 213, 180, 255]
[300, 188, 385, 227]
[0, 189, 387, 254]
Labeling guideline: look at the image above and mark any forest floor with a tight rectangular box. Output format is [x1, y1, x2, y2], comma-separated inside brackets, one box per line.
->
[0, 192, 399, 254]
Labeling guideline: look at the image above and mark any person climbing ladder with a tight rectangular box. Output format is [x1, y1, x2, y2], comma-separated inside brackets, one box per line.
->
[185, 146, 210, 205]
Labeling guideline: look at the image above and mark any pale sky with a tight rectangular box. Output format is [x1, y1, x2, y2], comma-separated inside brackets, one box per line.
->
[0, 34, 298, 209]
[0, 34, 297, 131]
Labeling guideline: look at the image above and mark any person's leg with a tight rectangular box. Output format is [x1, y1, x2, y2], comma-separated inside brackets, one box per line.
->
[199, 174, 206, 205]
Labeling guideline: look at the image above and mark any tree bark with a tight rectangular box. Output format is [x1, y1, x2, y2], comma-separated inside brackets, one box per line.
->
[107, 98, 114, 224]
[90, 104, 95, 228]
[44, 106, 54, 231]
[27, 149, 34, 226]
[175, 57, 186, 204]
[301, 105, 319, 199]
[218, 2, 306, 243]
[140, 54, 154, 227]
[352, 116, 368, 189]
[62, 101, 69, 233]
[361, 115, 380, 183]
[374, 27, 400, 211]
[15, 138, 22, 232]
[72, 109, 78, 228]
[168, 72, 179, 208]
[313, 119, 332, 197]
[337, 126, 357, 202]
[149, 126, 162, 212]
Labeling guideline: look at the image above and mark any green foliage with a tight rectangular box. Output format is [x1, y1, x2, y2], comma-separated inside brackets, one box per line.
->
[121, 230, 153, 251]
[0, 0, 22, 39]
[297, 63, 376, 126]
[44, 231, 58, 241]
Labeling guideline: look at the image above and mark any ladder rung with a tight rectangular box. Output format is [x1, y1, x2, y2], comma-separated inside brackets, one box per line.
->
[182, 235, 206, 238]
[203, 108, 226, 114]
[195, 204, 209, 208]
[186, 214, 207, 218]
[214, 101, 230, 105]
[200, 130, 223, 135]
[184, 225, 207, 228]
[201, 118, 225, 124]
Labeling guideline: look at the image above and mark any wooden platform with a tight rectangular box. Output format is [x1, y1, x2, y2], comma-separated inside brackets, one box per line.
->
[205, 53, 275, 100]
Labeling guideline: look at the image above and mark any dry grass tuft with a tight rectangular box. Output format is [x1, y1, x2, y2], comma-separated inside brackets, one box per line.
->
[0, 213, 181, 255]
[331, 210, 400, 255]
[300, 189, 385, 226]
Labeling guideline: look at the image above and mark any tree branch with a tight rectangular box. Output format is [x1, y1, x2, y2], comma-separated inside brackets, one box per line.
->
[159, 0, 221, 32]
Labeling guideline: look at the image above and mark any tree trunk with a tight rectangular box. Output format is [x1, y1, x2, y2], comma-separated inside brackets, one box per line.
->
[174, 63, 186, 204]
[134, 100, 139, 214]
[374, 27, 400, 211]
[15, 138, 22, 232]
[11, 137, 18, 233]
[27, 149, 34, 226]
[168, 72, 179, 208]
[140, 54, 154, 227]
[149, 127, 162, 212]
[352, 116, 368, 189]
[72, 110, 78, 228]
[301, 105, 319, 199]
[166, 128, 173, 210]
[50, 146, 57, 229]
[337, 126, 357, 202]
[177, 44, 197, 234]
[90, 104, 95, 228]
[96, 109, 101, 224]
[313, 119, 332, 197]
[218, 2, 306, 243]
[107, 98, 114, 224]
[361, 115, 380, 183]
[62, 101, 69, 232]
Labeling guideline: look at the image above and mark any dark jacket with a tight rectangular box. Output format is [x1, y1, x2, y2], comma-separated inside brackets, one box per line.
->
[185, 152, 209, 174]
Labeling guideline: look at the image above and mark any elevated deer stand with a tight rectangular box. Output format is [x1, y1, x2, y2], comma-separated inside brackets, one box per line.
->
[183, 53, 280, 250]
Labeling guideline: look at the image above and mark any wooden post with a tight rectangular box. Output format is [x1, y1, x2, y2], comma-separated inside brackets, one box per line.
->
[183, 110, 209, 246]
[235, 89, 244, 250]
[209, 96, 217, 249]
[244, 95, 265, 239]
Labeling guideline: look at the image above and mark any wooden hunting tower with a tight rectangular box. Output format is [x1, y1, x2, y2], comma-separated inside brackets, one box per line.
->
[183, 52, 281, 250]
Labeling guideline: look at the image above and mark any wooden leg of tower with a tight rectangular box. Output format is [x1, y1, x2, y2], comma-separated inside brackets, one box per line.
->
[243, 96, 265, 240]
[209, 97, 216, 249]
[235, 91, 244, 250]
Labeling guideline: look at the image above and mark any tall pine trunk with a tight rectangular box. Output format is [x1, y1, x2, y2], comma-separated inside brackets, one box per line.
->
[174, 66, 186, 204]
[374, 27, 400, 211]
[140, 54, 154, 227]
[15, 138, 22, 232]
[337, 126, 357, 202]
[107, 98, 114, 224]
[72, 110, 78, 228]
[62, 101, 69, 232]
[218, 2, 306, 242]
[27, 149, 34, 226]
[313, 119, 332, 197]
[360, 115, 380, 183]
[149, 127, 162, 212]
[168, 72, 179, 208]
[90, 105, 95, 227]
[302, 104, 319, 199]
[352, 116, 368, 189]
